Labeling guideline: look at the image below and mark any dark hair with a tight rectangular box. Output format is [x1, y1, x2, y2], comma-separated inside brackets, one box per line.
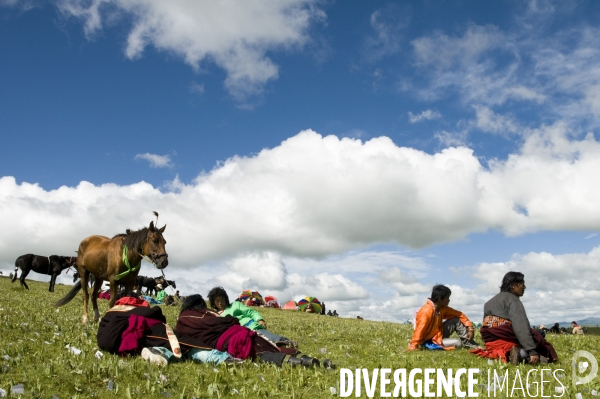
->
[572, 321, 578, 325]
[116, 290, 140, 300]
[180, 294, 207, 314]
[430, 285, 452, 303]
[207, 286, 230, 309]
[500, 271, 525, 292]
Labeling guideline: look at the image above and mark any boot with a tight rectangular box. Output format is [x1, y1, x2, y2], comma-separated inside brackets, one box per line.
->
[299, 355, 320, 367]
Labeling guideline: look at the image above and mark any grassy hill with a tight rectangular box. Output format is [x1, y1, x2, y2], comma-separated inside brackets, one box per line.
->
[1, 277, 599, 398]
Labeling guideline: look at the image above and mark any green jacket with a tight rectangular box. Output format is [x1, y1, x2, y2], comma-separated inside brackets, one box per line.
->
[221, 301, 264, 330]
[156, 290, 167, 303]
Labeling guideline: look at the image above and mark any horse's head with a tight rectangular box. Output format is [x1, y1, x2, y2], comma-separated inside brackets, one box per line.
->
[51, 256, 77, 273]
[143, 221, 168, 269]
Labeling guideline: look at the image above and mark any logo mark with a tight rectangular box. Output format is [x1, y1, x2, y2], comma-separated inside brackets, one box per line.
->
[572, 350, 598, 385]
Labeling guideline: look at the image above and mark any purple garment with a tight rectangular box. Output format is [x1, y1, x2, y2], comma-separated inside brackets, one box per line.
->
[118, 314, 162, 355]
[216, 325, 256, 359]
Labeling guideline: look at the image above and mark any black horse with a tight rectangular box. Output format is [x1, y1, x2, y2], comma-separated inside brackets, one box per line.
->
[72, 269, 96, 288]
[135, 275, 176, 296]
[12, 254, 77, 292]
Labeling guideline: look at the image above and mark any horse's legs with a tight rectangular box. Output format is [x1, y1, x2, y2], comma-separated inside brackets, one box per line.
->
[108, 277, 120, 308]
[80, 268, 90, 324]
[91, 278, 103, 322]
[11, 266, 18, 283]
[49, 273, 57, 292]
[19, 268, 30, 290]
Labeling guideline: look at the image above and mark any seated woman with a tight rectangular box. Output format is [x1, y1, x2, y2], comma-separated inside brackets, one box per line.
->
[470, 272, 558, 364]
[208, 287, 296, 348]
[176, 294, 324, 368]
[96, 291, 232, 366]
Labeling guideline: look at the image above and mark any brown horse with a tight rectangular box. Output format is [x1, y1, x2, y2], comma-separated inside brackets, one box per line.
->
[55, 221, 168, 323]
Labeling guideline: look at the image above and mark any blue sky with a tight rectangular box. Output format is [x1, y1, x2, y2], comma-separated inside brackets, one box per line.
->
[2, 0, 600, 324]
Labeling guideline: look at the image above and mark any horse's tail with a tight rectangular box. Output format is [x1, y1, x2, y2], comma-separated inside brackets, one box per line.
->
[12, 257, 21, 282]
[55, 281, 82, 307]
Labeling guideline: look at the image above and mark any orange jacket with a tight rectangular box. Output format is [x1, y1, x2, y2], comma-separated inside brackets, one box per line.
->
[408, 299, 472, 350]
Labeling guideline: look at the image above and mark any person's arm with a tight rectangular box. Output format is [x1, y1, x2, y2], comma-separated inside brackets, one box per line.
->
[233, 302, 265, 324]
[506, 298, 537, 355]
[408, 308, 431, 350]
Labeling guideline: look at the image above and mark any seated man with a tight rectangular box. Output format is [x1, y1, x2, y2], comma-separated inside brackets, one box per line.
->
[408, 285, 480, 351]
[470, 272, 558, 365]
[572, 321, 584, 335]
[208, 287, 297, 348]
[549, 323, 560, 334]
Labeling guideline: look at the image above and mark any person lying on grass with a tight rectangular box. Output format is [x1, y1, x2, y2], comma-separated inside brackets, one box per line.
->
[208, 286, 297, 348]
[96, 290, 234, 367]
[470, 271, 558, 365]
[408, 284, 480, 351]
[177, 294, 331, 368]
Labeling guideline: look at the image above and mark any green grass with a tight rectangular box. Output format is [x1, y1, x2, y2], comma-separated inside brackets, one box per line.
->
[1, 277, 599, 398]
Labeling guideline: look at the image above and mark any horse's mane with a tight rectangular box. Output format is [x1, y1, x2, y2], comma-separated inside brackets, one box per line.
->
[112, 227, 151, 251]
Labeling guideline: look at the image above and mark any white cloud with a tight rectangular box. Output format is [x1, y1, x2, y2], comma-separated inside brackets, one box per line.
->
[4, 127, 600, 321]
[134, 153, 174, 168]
[408, 109, 441, 123]
[470, 245, 600, 324]
[470, 105, 519, 136]
[433, 130, 468, 147]
[361, 6, 408, 63]
[55, 0, 325, 103]
[4, 127, 600, 265]
[225, 252, 287, 291]
[189, 82, 205, 95]
[584, 233, 597, 240]
[409, 15, 600, 129]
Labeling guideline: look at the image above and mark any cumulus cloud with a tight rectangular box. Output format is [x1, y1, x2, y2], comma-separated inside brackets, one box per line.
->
[469, 245, 600, 323]
[4, 127, 600, 321]
[3, 127, 600, 263]
[408, 109, 441, 123]
[55, 0, 325, 103]
[134, 153, 174, 168]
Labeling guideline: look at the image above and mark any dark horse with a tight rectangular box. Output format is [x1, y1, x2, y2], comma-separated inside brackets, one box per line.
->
[135, 275, 176, 295]
[72, 268, 96, 288]
[12, 254, 76, 292]
[55, 220, 168, 323]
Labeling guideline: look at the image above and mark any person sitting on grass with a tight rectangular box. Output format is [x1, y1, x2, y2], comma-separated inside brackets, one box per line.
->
[408, 284, 480, 351]
[208, 287, 297, 348]
[96, 290, 233, 366]
[549, 323, 560, 334]
[156, 284, 167, 303]
[470, 271, 558, 365]
[572, 321, 584, 335]
[177, 294, 331, 368]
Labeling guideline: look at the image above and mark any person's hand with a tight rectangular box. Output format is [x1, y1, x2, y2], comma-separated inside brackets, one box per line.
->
[529, 355, 540, 364]
[258, 320, 267, 328]
[466, 326, 475, 340]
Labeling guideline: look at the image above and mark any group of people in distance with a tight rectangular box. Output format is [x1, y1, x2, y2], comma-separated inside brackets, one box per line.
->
[96, 286, 334, 368]
[409, 271, 559, 365]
